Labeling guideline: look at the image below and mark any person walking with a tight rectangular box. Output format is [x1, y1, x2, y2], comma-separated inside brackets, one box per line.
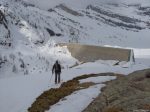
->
[52, 60, 61, 84]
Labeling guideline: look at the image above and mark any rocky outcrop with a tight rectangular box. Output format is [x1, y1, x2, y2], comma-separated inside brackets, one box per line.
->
[83, 68, 150, 112]
[56, 4, 83, 16]
[87, 5, 140, 24]
[87, 5, 144, 30]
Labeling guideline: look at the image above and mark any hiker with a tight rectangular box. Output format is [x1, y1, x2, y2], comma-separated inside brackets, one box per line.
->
[52, 60, 61, 84]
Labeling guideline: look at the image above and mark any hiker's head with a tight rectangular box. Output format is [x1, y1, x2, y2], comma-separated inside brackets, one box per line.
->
[56, 60, 59, 64]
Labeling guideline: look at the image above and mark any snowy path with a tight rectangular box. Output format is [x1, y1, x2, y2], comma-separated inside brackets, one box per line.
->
[47, 84, 105, 112]
[47, 76, 116, 112]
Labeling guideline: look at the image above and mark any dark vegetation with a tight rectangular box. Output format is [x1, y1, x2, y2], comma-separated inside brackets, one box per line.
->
[0, 10, 11, 47]
[0, 56, 7, 68]
[46, 28, 62, 37]
[46, 28, 55, 36]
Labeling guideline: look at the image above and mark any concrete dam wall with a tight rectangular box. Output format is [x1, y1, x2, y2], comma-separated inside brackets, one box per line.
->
[59, 43, 134, 62]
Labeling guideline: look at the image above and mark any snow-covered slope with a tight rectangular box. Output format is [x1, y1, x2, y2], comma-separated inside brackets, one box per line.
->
[0, 0, 150, 78]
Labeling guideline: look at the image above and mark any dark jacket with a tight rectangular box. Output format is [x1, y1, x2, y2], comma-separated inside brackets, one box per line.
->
[52, 62, 61, 73]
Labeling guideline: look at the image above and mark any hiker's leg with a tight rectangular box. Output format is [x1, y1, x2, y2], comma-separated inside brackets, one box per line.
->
[55, 73, 57, 84]
[58, 73, 60, 83]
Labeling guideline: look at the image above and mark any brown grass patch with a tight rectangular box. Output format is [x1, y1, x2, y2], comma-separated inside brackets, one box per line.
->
[142, 104, 150, 110]
[28, 80, 79, 112]
[80, 82, 96, 88]
[103, 106, 124, 112]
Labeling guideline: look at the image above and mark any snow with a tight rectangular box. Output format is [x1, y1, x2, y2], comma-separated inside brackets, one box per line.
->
[134, 49, 150, 58]
[0, 73, 51, 112]
[80, 76, 116, 84]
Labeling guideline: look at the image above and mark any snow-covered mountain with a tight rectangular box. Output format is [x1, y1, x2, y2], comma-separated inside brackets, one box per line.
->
[0, 0, 150, 78]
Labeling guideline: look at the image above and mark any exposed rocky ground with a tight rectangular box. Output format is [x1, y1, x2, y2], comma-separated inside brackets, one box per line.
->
[83, 68, 150, 112]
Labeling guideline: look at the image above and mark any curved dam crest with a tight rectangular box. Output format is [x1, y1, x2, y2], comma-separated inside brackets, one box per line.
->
[59, 43, 134, 62]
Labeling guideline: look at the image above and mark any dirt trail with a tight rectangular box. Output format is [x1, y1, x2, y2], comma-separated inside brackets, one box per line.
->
[83, 68, 150, 112]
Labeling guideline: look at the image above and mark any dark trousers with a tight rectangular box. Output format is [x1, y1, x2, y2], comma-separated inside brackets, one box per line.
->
[55, 72, 60, 83]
